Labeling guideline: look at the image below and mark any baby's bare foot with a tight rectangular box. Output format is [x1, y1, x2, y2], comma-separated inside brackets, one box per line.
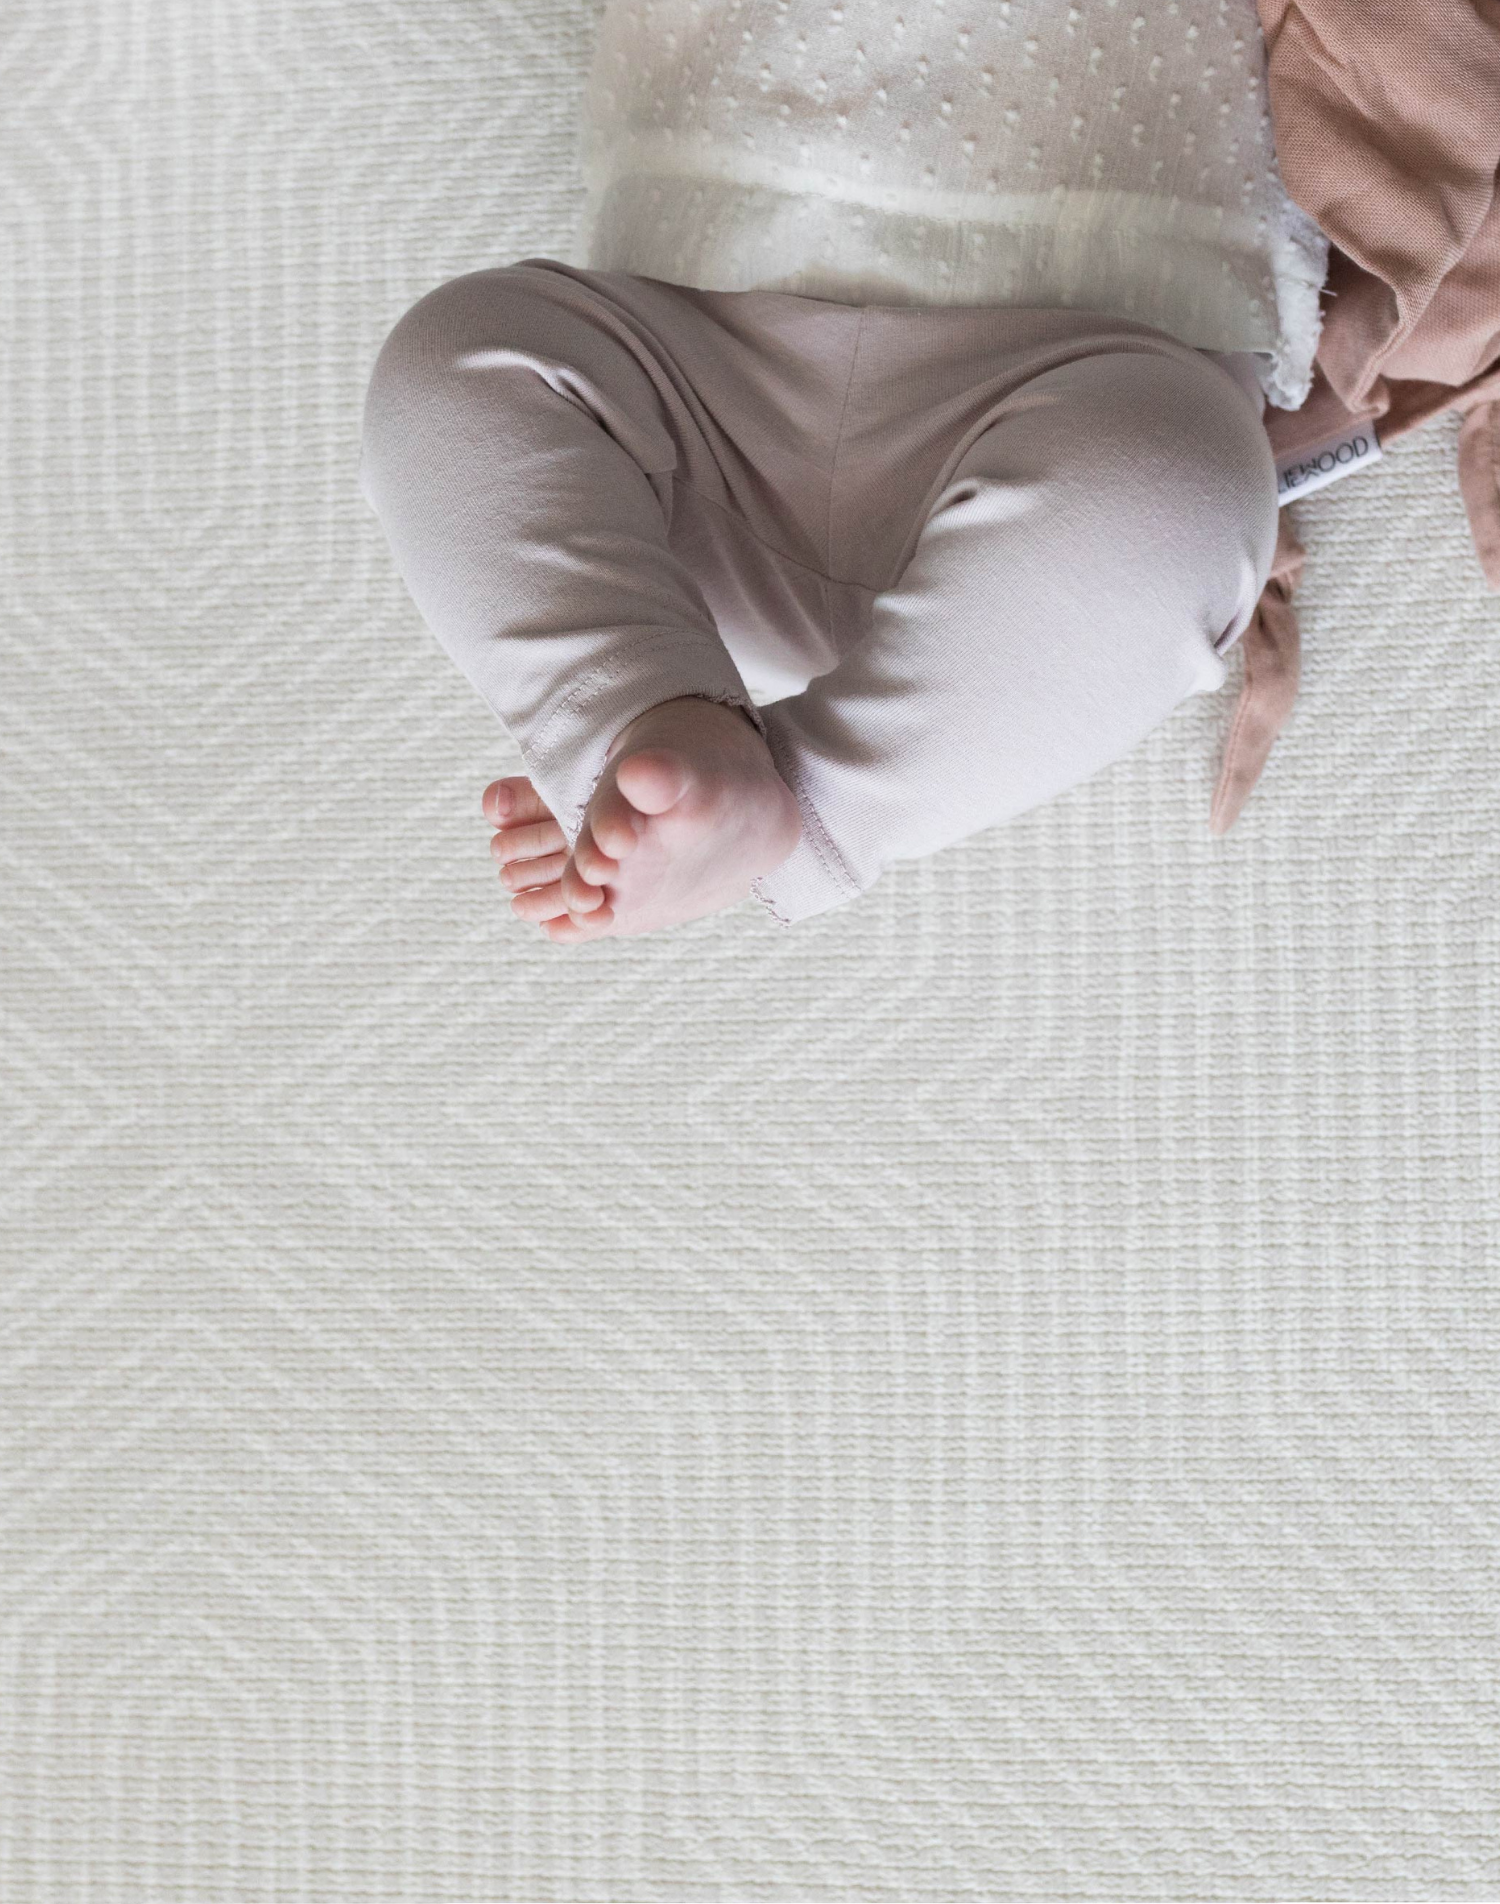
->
[559, 696, 799, 938]
[482, 698, 800, 943]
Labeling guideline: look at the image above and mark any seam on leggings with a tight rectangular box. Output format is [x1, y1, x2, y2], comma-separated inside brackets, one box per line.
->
[529, 629, 719, 756]
[747, 874, 793, 929]
[763, 717, 862, 902]
[796, 785, 861, 900]
[669, 474, 862, 587]
[510, 261, 863, 587]
[826, 309, 865, 579]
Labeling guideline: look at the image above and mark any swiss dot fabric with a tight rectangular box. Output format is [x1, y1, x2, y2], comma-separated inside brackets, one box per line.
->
[572, 0, 1330, 410]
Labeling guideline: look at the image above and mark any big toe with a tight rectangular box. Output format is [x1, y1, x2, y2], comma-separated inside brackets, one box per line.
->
[615, 747, 690, 817]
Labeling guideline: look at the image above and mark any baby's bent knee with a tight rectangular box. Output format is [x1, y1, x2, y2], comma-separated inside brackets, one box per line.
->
[1023, 348, 1279, 638]
[1096, 350, 1279, 570]
[365, 263, 556, 408]
[360, 263, 595, 513]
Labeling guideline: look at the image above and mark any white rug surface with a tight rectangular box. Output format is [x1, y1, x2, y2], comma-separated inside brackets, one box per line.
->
[3, 2, 1498, 1899]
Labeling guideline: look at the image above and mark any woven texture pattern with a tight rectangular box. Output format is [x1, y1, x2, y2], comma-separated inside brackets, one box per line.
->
[3, 0, 1498, 1898]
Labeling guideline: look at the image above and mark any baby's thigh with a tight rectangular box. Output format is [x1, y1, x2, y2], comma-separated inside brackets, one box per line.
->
[361, 262, 687, 492]
[833, 347, 1280, 837]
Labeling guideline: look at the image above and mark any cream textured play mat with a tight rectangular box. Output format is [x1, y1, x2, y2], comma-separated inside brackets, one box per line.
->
[3, 2, 1497, 1898]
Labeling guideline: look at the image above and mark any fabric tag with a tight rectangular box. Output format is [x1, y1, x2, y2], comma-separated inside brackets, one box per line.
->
[1275, 421, 1383, 505]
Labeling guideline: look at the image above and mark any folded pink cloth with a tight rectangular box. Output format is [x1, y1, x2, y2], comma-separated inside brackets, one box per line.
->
[1212, 0, 1500, 832]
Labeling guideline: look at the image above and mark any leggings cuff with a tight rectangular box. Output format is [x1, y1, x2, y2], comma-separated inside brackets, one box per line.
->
[521, 642, 767, 844]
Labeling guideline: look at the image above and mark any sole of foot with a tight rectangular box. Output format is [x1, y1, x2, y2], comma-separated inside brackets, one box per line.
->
[483, 697, 800, 943]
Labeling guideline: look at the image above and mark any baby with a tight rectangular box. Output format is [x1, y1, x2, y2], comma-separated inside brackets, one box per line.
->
[361, 0, 1320, 942]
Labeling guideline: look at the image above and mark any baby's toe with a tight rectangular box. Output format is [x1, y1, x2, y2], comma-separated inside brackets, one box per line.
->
[490, 816, 566, 866]
[499, 849, 567, 892]
[483, 775, 553, 828]
[569, 825, 620, 889]
[541, 901, 615, 944]
[587, 780, 644, 860]
[613, 747, 688, 817]
[509, 880, 570, 923]
[562, 848, 609, 914]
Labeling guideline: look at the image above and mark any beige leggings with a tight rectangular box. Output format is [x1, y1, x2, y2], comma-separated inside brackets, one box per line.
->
[359, 258, 1279, 926]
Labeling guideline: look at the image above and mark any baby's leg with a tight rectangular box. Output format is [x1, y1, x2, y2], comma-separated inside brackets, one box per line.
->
[750, 347, 1281, 926]
[359, 264, 800, 939]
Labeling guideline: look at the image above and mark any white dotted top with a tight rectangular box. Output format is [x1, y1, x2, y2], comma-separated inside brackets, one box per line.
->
[571, 0, 1328, 408]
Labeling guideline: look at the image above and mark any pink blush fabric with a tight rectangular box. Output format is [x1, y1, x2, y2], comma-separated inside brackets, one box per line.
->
[1213, 0, 1500, 832]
